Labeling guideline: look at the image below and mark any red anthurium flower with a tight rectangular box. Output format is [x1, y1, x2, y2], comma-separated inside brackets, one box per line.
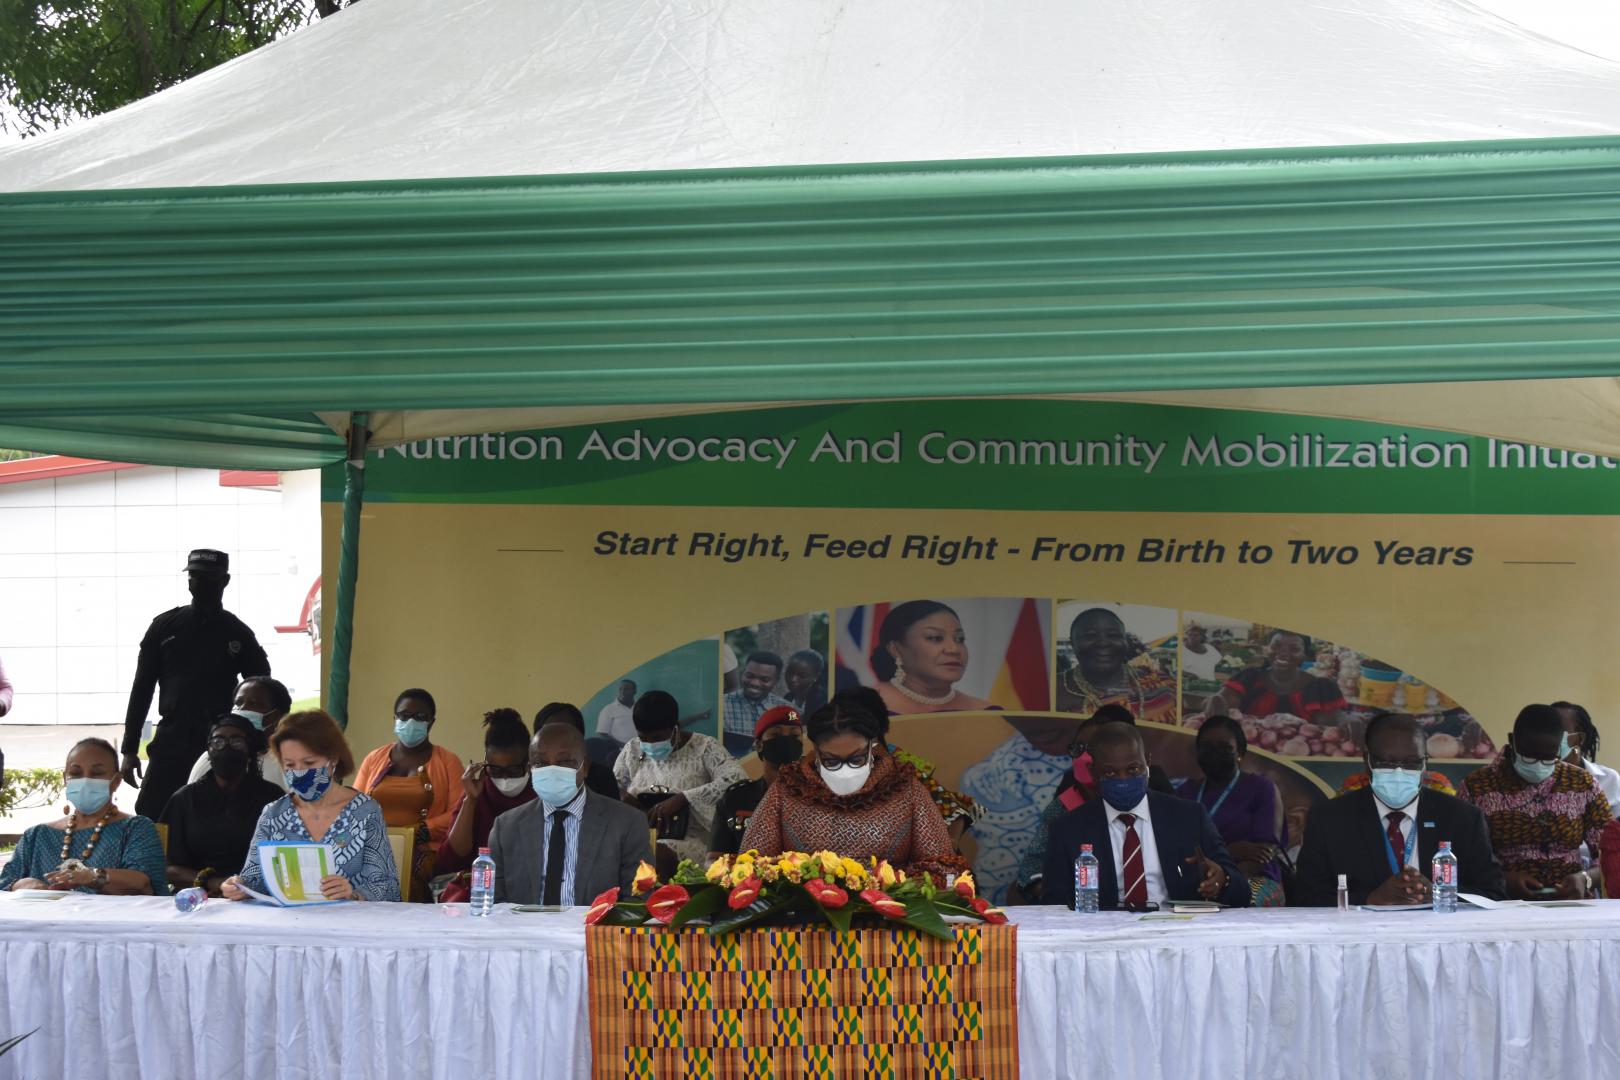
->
[859, 888, 907, 919]
[969, 896, 1009, 924]
[584, 887, 620, 926]
[728, 876, 763, 910]
[646, 883, 690, 924]
[805, 878, 848, 909]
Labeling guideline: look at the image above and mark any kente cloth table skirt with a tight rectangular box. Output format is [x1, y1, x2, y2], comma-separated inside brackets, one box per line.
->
[1, 896, 1619, 1079]
[1009, 904, 1620, 1080]
[0, 894, 591, 1080]
[585, 922, 1019, 1078]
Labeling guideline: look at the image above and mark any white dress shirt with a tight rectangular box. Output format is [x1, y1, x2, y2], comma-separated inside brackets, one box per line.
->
[596, 701, 636, 744]
[538, 784, 588, 904]
[1105, 795, 1167, 904]
[1372, 792, 1420, 871]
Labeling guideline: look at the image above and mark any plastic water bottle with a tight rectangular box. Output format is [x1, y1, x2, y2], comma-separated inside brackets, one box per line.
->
[1431, 841, 1458, 913]
[174, 887, 207, 913]
[470, 847, 496, 916]
[1074, 844, 1100, 914]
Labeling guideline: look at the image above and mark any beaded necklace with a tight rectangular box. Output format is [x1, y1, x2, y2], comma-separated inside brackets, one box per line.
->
[1063, 664, 1145, 715]
[59, 808, 114, 865]
[890, 674, 956, 707]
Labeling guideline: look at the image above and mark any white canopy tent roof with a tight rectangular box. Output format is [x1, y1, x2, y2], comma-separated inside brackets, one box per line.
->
[5, 0, 1620, 458]
[4, 0, 1619, 190]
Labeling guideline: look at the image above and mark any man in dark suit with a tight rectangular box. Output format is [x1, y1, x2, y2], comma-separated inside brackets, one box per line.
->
[1295, 712, 1505, 906]
[1043, 723, 1250, 910]
[489, 722, 651, 905]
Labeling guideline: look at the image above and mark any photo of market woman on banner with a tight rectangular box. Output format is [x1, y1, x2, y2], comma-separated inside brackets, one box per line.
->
[834, 597, 1051, 715]
[1179, 612, 1495, 765]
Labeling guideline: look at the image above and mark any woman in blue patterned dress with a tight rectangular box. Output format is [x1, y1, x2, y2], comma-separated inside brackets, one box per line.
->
[1, 737, 166, 894]
[222, 710, 398, 903]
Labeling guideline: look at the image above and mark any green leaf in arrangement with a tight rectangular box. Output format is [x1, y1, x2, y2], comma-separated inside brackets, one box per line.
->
[707, 891, 801, 937]
[899, 899, 955, 943]
[671, 886, 729, 928]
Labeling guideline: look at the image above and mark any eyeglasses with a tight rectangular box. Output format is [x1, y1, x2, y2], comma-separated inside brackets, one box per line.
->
[396, 711, 433, 723]
[1368, 757, 1427, 771]
[816, 744, 874, 771]
[207, 735, 250, 752]
[484, 762, 529, 779]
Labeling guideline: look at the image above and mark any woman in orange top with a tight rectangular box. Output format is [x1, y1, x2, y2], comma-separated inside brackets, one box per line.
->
[354, 687, 461, 901]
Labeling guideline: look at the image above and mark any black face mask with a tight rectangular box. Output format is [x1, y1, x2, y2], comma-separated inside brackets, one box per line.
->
[209, 747, 250, 781]
[1197, 745, 1240, 780]
[759, 736, 805, 766]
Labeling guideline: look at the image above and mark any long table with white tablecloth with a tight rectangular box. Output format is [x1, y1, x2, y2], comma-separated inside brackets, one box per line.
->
[0, 894, 1616, 1079]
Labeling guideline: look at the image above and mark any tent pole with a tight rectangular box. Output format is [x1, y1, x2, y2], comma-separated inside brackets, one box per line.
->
[325, 411, 370, 729]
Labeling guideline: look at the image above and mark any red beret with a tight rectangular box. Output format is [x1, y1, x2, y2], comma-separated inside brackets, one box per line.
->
[754, 705, 801, 740]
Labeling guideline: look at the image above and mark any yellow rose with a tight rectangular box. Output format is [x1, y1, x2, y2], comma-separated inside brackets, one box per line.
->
[730, 864, 755, 887]
[705, 857, 731, 883]
[840, 858, 868, 885]
[873, 860, 898, 888]
[631, 861, 659, 896]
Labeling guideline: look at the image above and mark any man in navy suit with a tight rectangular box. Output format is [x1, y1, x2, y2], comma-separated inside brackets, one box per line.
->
[1293, 712, 1504, 906]
[1042, 723, 1250, 910]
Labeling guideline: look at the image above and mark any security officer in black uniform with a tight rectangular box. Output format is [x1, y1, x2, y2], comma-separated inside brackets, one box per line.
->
[121, 549, 272, 819]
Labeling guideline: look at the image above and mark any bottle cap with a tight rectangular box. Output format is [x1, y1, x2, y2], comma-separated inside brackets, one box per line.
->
[1439, 840, 1451, 849]
[1080, 844, 1093, 853]
[478, 847, 491, 854]
[1337, 874, 1347, 888]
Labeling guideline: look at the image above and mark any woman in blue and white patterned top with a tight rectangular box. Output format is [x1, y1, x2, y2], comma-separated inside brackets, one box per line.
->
[222, 710, 399, 903]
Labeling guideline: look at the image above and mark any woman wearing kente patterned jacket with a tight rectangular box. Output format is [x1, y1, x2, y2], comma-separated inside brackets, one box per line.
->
[740, 696, 965, 880]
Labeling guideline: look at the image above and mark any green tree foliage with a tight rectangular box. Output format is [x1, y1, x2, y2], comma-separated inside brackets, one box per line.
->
[1, 0, 355, 138]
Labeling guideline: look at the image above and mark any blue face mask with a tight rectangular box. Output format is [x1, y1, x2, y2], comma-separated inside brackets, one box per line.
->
[64, 778, 111, 815]
[394, 718, 431, 748]
[285, 765, 333, 802]
[1100, 775, 1149, 812]
[1369, 767, 1422, 809]
[530, 765, 582, 806]
[234, 709, 267, 731]
[1511, 735, 1567, 785]
[641, 738, 674, 761]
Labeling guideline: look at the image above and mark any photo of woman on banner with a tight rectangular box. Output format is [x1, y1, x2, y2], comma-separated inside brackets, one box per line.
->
[1206, 629, 1345, 727]
[834, 598, 1050, 716]
[1054, 603, 1177, 723]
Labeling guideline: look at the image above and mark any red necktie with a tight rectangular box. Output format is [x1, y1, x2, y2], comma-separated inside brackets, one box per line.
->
[1119, 813, 1148, 908]
[1385, 811, 1407, 870]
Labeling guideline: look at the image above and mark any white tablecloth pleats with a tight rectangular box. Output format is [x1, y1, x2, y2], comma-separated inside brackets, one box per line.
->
[1007, 905, 1620, 1080]
[0, 896, 589, 1080]
[2, 896, 1619, 1079]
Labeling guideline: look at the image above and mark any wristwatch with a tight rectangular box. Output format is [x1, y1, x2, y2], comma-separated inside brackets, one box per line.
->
[91, 868, 109, 892]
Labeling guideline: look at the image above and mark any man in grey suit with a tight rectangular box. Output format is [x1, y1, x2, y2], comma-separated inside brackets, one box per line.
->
[490, 721, 651, 905]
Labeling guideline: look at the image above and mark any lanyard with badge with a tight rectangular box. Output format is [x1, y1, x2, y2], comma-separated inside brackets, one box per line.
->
[1197, 775, 1240, 818]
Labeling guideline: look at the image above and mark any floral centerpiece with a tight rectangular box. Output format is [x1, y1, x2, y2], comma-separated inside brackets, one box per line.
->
[585, 851, 1007, 942]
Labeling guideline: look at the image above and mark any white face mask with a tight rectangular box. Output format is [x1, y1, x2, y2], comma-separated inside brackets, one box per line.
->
[491, 775, 529, 797]
[819, 761, 872, 796]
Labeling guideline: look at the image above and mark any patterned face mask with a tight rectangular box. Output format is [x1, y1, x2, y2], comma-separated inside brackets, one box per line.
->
[285, 764, 333, 802]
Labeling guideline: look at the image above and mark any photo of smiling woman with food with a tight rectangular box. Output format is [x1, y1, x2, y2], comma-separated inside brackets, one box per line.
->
[834, 598, 1051, 715]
